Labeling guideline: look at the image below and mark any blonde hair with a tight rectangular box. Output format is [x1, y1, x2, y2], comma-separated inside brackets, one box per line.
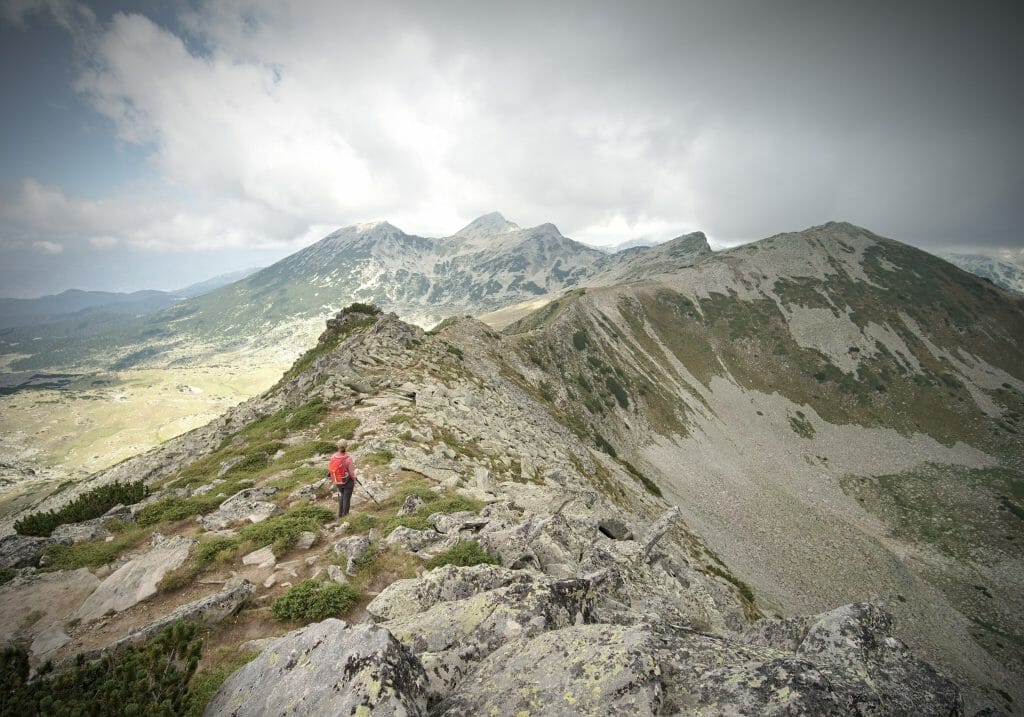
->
[337, 440, 349, 452]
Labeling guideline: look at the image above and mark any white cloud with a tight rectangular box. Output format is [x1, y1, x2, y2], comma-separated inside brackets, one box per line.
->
[32, 240, 63, 253]
[3, 0, 1020, 263]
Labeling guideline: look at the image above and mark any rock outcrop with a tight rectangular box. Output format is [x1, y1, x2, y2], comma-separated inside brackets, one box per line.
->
[74, 535, 194, 622]
[205, 620, 429, 717]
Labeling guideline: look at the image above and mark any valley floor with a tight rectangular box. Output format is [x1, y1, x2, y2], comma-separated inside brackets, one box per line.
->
[0, 355, 288, 515]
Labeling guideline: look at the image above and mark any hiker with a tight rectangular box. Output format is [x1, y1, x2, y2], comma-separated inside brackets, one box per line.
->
[327, 440, 357, 518]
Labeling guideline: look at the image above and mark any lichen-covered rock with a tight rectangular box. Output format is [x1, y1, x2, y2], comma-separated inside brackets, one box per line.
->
[381, 575, 593, 700]
[793, 603, 963, 715]
[384, 525, 449, 553]
[398, 494, 426, 516]
[434, 623, 664, 716]
[205, 619, 428, 717]
[74, 535, 194, 622]
[0, 533, 69, 569]
[333, 534, 371, 576]
[429, 511, 489, 534]
[367, 564, 536, 622]
[49, 519, 112, 544]
[658, 603, 964, 716]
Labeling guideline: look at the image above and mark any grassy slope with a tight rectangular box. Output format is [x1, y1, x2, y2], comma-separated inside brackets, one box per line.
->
[496, 225, 1024, 710]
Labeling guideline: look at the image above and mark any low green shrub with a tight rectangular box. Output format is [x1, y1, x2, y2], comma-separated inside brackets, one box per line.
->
[425, 540, 500, 569]
[238, 505, 334, 555]
[14, 481, 148, 537]
[0, 568, 16, 586]
[135, 492, 227, 527]
[270, 580, 359, 622]
[41, 527, 148, 571]
[0, 621, 201, 716]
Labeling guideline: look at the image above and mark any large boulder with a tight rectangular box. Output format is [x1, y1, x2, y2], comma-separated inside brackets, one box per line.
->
[434, 623, 665, 716]
[380, 575, 593, 700]
[74, 535, 194, 622]
[743, 603, 964, 716]
[198, 487, 280, 530]
[0, 534, 68, 569]
[205, 619, 428, 717]
[366, 564, 536, 622]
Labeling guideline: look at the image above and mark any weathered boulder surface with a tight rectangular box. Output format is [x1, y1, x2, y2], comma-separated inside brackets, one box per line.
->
[434, 623, 665, 716]
[383, 525, 450, 553]
[366, 564, 536, 622]
[382, 575, 593, 701]
[205, 619, 428, 717]
[0, 533, 69, 569]
[74, 535, 194, 622]
[199, 487, 280, 530]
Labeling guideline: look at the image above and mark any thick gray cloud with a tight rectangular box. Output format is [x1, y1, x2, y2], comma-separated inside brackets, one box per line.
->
[0, 0, 1021, 295]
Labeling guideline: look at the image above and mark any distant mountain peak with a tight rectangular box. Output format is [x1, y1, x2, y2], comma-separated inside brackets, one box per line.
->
[455, 212, 520, 238]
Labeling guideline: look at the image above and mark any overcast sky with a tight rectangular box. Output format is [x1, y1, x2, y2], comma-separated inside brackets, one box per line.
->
[1, 0, 1021, 297]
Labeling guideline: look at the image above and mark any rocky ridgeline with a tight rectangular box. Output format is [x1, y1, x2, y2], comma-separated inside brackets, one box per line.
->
[0, 311, 970, 714]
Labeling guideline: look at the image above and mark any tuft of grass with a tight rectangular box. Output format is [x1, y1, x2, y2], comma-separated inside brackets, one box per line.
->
[183, 649, 258, 717]
[363, 450, 394, 466]
[0, 567, 16, 586]
[349, 545, 420, 592]
[788, 411, 816, 439]
[343, 513, 381, 533]
[265, 465, 324, 493]
[386, 413, 415, 424]
[317, 417, 360, 442]
[425, 540, 500, 569]
[382, 515, 433, 536]
[270, 580, 360, 622]
[41, 527, 149, 571]
[237, 505, 334, 556]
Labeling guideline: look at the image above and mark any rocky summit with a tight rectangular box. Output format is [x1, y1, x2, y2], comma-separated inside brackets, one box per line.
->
[0, 221, 1022, 715]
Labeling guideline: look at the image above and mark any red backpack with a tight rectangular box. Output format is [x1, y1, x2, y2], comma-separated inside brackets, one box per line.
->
[328, 453, 351, 484]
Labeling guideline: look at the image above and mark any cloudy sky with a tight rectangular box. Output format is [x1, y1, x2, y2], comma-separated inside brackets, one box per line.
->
[0, 0, 1020, 297]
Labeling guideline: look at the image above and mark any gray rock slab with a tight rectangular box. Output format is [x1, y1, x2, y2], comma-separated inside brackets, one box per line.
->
[50, 519, 111, 544]
[436, 623, 664, 716]
[241, 546, 276, 568]
[0, 568, 99, 648]
[205, 619, 429, 717]
[74, 535, 194, 622]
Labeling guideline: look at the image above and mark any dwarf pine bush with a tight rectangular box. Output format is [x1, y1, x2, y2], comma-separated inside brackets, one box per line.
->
[14, 481, 148, 537]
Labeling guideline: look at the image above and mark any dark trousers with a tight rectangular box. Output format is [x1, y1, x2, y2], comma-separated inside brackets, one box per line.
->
[335, 480, 355, 517]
